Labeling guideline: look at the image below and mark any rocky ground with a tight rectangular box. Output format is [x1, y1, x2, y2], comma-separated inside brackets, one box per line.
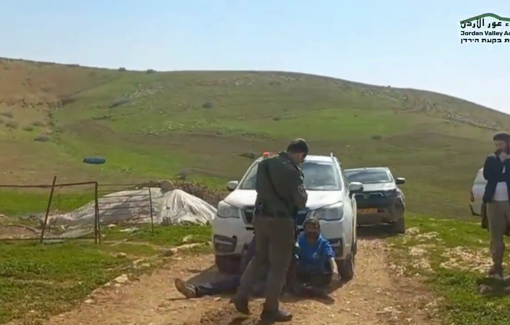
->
[7, 236, 439, 325]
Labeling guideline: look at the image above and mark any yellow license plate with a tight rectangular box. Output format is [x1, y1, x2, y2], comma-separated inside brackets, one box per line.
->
[358, 208, 377, 214]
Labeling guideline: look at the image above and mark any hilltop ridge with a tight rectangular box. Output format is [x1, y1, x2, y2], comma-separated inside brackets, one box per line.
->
[0, 57, 502, 217]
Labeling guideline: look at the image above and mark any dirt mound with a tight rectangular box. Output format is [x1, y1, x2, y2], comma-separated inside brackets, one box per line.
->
[132, 180, 227, 206]
[0, 224, 38, 239]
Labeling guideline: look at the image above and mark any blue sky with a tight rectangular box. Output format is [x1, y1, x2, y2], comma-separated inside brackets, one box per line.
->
[0, 0, 508, 112]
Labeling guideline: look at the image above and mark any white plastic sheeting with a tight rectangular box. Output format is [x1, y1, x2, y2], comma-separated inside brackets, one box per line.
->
[159, 189, 216, 224]
[49, 188, 216, 226]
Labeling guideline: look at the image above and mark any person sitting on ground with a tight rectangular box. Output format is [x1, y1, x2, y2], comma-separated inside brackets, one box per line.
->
[288, 218, 340, 297]
[173, 229, 300, 299]
[173, 218, 339, 300]
[173, 236, 260, 299]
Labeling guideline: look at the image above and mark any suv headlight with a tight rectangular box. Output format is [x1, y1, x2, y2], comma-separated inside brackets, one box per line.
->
[217, 201, 241, 219]
[312, 202, 344, 221]
[384, 189, 399, 197]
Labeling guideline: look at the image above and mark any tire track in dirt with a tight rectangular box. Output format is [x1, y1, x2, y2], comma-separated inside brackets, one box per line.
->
[12, 238, 437, 325]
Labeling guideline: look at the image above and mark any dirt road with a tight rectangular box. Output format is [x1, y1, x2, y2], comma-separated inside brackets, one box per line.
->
[15, 237, 436, 325]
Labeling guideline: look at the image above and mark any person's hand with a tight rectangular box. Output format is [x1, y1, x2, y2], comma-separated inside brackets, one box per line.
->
[331, 270, 341, 282]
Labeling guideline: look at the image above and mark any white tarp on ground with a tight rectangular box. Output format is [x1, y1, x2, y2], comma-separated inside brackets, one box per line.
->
[49, 188, 216, 226]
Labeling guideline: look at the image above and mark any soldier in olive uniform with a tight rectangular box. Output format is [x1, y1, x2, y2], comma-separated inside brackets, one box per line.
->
[231, 139, 309, 322]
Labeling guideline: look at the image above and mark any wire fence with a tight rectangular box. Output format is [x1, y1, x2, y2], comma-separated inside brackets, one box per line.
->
[97, 183, 155, 236]
[0, 178, 154, 244]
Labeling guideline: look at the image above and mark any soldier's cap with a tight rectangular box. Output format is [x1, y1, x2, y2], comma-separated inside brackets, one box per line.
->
[286, 138, 309, 155]
[303, 217, 320, 230]
[493, 132, 510, 142]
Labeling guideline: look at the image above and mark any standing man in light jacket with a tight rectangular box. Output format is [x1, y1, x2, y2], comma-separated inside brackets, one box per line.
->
[483, 132, 510, 278]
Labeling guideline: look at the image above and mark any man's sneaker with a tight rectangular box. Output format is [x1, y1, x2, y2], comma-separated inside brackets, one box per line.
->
[261, 308, 293, 322]
[488, 264, 504, 279]
[230, 295, 250, 315]
[303, 285, 329, 298]
[174, 278, 197, 299]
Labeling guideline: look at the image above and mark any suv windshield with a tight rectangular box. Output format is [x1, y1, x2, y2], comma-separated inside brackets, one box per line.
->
[239, 160, 341, 190]
[345, 168, 392, 184]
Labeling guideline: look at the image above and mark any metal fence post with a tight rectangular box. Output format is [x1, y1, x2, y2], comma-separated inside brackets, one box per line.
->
[39, 176, 57, 243]
[94, 182, 101, 244]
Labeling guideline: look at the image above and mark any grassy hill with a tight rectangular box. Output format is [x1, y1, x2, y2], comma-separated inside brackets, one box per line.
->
[0, 57, 507, 218]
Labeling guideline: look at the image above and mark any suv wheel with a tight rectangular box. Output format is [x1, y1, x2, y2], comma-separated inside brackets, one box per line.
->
[337, 240, 356, 281]
[390, 216, 406, 234]
[215, 255, 240, 274]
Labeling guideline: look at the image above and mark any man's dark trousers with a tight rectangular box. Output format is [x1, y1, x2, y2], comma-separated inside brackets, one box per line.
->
[196, 276, 241, 297]
[235, 216, 295, 312]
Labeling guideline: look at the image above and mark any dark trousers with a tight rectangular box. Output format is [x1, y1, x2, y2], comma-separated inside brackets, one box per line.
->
[196, 276, 241, 297]
[286, 259, 332, 297]
[295, 268, 332, 287]
[236, 216, 295, 312]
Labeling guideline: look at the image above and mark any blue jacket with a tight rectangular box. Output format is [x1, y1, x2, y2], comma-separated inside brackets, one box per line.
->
[296, 233, 335, 274]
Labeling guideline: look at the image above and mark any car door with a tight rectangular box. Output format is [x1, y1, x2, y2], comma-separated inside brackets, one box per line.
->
[342, 169, 357, 244]
[334, 158, 356, 247]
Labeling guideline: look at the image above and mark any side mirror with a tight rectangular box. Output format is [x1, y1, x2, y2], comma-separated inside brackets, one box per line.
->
[348, 182, 363, 197]
[395, 177, 406, 185]
[227, 180, 239, 191]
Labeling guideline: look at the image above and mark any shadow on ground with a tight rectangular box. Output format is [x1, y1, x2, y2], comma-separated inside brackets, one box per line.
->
[173, 261, 346, 305]
[477, 276, 510, 297]
[357, 224, 399, 239]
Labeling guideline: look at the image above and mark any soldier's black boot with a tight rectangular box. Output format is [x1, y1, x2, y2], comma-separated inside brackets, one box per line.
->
[260, 308, 293, 322]
[230, 295, 250, 315]
[488, 263, 504, 279]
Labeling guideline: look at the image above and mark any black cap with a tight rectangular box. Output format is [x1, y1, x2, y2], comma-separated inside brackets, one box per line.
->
[286, 138, 309, 155]
[493, 132, 510, 142]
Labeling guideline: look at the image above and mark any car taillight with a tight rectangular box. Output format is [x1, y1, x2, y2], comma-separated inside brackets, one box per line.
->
[470, 190, 474, 202]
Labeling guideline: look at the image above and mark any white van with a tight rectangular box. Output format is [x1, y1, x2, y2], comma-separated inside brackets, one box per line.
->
[470, 167, 486, 216]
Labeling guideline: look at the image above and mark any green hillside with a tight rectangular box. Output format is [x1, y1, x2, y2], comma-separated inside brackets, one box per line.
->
[0, 58, 505, 218]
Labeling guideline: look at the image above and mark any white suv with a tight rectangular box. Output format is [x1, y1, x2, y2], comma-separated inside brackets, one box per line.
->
[470, 167, 485, 216]
[211, 153, 364, 280]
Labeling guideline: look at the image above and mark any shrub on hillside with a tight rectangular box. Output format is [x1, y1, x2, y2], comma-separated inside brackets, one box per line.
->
[5, 121, 18, 129]
[33, 135, 50, 142]
[0, 112, 13, 118]
[31, 121, 45, 127]
[60, 96, 78, 106]
[202, 101, 214, 109]
[119, 67, 127, 72]
[146, 69, 157, 74]
[239, 152, 257, 159]
[110, 98, 130, 108]
[177, 169, 192, 180]
[371, 135, 382, 140]
[22, 126, 34, 132]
